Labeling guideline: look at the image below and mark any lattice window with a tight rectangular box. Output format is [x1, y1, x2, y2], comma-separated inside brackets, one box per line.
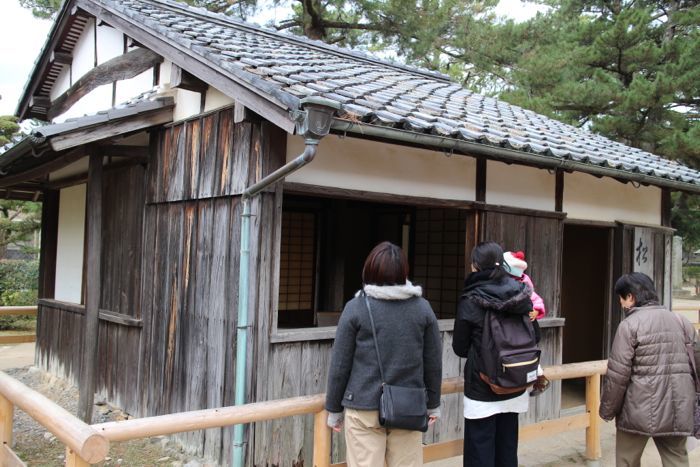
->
[278, 211, 316, 312]
[412, 208, 467, 319]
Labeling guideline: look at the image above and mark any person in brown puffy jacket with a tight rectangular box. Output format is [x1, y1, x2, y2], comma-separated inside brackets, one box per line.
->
[600, 272, 697, 467]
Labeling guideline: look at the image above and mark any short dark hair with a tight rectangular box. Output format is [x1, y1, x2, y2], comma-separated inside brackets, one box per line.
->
[362, 241, 409, 286]
[614, 272, 659, 307]
[471, 241, 508, 280]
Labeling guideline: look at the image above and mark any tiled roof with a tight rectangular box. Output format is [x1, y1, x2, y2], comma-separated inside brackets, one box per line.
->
[89, 0, 700, 186]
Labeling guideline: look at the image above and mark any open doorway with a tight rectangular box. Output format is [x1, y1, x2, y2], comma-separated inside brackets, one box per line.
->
[560, 223, 612, 409]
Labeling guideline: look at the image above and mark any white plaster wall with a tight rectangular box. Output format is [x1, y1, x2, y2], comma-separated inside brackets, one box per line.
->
[173, 88, 202, 121]
[203, 87, 233, 112]
[285, 135, 477, 200]
[115, 69, 153, 104]
[72, 18, 96, 81]
[564, 171, 661, 224]
[96, 25, 123, 64]
[55, 184, 86, 303]
[486, 161, 555, 211]
[54, 84, 113, 123]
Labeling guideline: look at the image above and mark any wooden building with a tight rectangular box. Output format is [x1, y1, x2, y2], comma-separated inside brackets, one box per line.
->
[2, 0, 699, 464]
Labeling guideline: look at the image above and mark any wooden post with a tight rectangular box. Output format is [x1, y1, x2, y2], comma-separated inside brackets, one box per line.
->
[0, 394, 13, 462]
[585, 373, 601, 460]
[66, 446, 90, 467]
[78, 152, 102, 423]
[312, 410, 331, 467]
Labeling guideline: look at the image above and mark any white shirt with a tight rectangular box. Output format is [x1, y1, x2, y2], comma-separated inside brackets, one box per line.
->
[463, 392, 529, 419]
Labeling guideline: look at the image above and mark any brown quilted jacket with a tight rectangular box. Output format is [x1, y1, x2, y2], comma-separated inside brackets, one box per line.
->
[599, 305, 697, 436]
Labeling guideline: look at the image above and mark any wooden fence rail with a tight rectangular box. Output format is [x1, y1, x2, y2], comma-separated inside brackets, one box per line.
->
[0, 371, 109, 467]
[0, 360, 607, 465]
[0, 306, 37, 345]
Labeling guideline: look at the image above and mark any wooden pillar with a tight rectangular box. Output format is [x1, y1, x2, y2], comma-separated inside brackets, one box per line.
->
[313, 410, 331, 467]
[78, 153, 102, 423]
[0, 394, 13, 456]
[661, 188, 672, 227]
[66, 446, 90, 467]
[555, 169, 564, 213]
[475, 157, 487, 202]
[585, 373, 601, 461]
[38, 189, 59, 299]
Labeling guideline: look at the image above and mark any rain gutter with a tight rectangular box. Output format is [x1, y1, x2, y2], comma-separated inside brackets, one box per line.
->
[232, 97, 340, 467]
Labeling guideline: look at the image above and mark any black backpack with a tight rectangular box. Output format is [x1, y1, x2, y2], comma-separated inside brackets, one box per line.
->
[479, 310, 541, 394]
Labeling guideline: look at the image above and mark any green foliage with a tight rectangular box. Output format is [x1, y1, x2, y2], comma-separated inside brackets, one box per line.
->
[0, 116, 20, 147]
[0, 260, 38, 330]
[0, 200, 41, 259]
[18, 0, 62, 19]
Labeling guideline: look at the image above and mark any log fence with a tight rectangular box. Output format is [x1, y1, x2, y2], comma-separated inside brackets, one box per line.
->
[0, 307, 37, 345]
[0, 360, 607, 466]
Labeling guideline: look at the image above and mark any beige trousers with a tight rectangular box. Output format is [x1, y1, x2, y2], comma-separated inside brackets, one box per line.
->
[616, 429, 689, 467]
[344, 409, 423, 467]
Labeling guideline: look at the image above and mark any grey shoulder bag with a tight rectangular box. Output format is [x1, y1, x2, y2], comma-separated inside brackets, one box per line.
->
[364, 292, 429, 432]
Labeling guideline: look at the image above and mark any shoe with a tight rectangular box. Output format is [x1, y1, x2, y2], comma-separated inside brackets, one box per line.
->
[529, 376, 550, 397]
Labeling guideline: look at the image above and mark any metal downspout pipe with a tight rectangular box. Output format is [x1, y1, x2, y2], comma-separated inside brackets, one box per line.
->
[232, 97, 340, 467]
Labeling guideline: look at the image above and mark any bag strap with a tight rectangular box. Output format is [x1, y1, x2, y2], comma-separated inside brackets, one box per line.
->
[672, 313, 700, 392]
[363, 292, 386, 384]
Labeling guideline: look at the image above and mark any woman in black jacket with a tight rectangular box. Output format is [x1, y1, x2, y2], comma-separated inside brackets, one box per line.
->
[453, 241, 534, 467]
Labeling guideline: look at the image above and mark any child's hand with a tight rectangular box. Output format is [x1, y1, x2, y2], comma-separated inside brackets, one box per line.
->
[528, 310, 537, 321]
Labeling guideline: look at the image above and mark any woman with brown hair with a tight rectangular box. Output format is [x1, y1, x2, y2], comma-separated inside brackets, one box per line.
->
[325, 241, 442, 467]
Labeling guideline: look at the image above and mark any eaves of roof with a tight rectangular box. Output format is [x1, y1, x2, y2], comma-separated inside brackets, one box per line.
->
[18, 0, 700, 193]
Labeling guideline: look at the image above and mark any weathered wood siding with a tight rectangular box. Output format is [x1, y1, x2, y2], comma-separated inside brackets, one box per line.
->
[480, 209, 565, 423]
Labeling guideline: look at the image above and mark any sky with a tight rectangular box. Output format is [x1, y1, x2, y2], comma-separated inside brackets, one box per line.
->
[0, 0, 548, 117]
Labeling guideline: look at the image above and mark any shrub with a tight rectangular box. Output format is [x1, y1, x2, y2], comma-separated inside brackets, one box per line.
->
[0, 259, 38, 329]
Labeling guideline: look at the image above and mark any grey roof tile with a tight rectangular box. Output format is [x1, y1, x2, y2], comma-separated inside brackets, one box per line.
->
[93, 0, 700, 186]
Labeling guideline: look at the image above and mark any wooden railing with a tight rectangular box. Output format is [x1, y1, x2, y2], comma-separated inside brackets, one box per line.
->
[672, 304, 700, 330]
[0, 372, 108, 467]
[0, 307, 37, 345]
[0, 360, 607, 466]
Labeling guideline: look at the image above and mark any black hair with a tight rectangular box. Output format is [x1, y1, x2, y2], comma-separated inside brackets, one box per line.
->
[470, 241, 509, 280]
[613, 272, 659, 307]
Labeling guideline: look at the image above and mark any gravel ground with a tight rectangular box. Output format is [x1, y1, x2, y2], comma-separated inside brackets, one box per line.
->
[5, 366, 213, 467]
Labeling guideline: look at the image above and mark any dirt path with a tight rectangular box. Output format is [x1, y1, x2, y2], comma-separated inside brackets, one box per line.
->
[5, 366, 212, 466]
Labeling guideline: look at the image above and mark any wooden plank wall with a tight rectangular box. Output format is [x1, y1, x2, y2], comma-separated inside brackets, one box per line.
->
[136, 108, 285, 463]
[480, 210, 565, 423]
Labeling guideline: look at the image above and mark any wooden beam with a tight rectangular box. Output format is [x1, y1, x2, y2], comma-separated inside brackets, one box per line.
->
[38, 190, 59, 299]
[313, 410, 331, 467]
[78, 153, 102, 424]
[170, 63, 208, 93]
[50, 51, 72, 65]
[476, 157, 487, 202]
[555, 169, 564, 212]
[30, 95, 51, 107]
[0, 307, 37, 317]
[49, 108, 172, 152]
[96, 145, 149, 158]
[519, 413, 590, 442]
[0, 335, 36, 345]
[661, 188, 672, 227]
[48, 48, 162, 120]
[0, 146, 87, 188]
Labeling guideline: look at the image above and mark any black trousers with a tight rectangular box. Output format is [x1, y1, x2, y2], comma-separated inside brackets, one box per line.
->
[463, 413, 519, 467]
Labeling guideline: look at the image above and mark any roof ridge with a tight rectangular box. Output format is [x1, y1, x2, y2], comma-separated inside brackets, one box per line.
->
[135, 0, 452, 83]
